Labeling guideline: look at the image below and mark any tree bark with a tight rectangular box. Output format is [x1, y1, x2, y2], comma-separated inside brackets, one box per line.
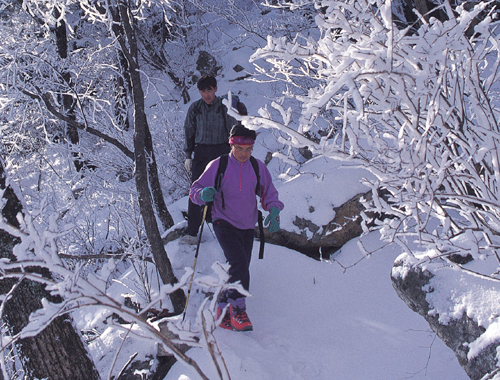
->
[145, 127, 175, 230]
[114, 0, 185, 313]
[108, 3, 174, 231]
[0, 162, 100, 380]
[54, 5, 83, 172]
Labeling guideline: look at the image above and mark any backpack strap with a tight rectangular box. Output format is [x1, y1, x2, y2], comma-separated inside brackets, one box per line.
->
[216, 155, 261, 207]
[215, 154, 229, 210]
[257, 209, 264, 259]
[192, 98, 203, 117]
[249, 156, 261, 196]
[249, 157, 265, 259]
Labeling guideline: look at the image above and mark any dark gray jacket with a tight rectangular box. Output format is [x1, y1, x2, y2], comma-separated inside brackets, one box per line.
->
[184, 97, 237, 159]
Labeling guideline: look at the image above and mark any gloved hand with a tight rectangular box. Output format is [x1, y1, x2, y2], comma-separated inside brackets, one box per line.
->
[185, 158, 192, 172]
[200, 187, 217, 202]
[264, 207, 280, 233]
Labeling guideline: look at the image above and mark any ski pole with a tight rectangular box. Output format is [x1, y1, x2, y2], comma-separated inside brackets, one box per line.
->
[182, 204, 209, 321]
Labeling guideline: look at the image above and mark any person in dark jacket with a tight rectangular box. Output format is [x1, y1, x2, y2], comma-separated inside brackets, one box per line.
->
[182, 75, 238, 243]
[190, 124, 284, 331]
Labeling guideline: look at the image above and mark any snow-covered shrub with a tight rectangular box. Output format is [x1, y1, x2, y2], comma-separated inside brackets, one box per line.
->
[249, 0, 500, 275]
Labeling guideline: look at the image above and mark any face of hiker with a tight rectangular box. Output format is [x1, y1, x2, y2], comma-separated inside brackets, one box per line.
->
[199, 86, 217, 105]
[231, 143, 254, 163]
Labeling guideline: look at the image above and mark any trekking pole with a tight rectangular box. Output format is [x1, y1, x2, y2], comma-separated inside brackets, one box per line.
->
[182, 204, 209, 322]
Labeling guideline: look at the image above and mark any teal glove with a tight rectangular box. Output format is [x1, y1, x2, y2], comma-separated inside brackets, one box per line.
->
[200, 187, 216, 202]
[264, 207, 280, 233]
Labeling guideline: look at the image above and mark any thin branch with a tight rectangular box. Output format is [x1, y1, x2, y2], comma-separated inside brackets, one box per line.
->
[17, 87, 134, 160]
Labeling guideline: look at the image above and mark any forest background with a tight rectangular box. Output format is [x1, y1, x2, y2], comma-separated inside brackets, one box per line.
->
[2, 0, 500, 379]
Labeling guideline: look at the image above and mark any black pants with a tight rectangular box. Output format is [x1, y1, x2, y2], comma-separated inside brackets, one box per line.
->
[185, 143, 230, 236]
[213, 219, 254, 302]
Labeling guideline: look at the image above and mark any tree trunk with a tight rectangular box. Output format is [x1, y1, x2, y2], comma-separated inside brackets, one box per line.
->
[108, 3, 173, 232]
[0, 162, 100, 380]
[145, 127, 175, 230]
[54, 6, 83, 172]
[115, 0, 185, 313]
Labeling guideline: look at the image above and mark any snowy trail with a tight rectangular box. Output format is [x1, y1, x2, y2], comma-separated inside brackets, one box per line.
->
[165, 232, 469, 380]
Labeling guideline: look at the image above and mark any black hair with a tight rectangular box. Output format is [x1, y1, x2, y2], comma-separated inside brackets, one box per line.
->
[197, 75, 217, 91]
[230, 124, 257, 140]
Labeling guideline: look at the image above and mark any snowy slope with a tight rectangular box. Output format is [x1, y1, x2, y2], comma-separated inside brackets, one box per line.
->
[82, 154, 471, 379]
[164, 231, 469, 380]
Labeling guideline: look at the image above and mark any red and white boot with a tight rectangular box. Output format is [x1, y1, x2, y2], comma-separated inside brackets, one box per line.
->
[229, 298, 253, 332]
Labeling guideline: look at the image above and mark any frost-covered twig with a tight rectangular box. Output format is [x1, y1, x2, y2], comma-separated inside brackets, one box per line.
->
[108, 325, 135, 380]
[0, 209, 234, 380]
[250, 0, 500, 277]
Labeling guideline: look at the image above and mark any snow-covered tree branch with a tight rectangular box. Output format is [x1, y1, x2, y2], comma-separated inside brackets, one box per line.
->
[0, 199, 237, 379]
[249, 0, 500, 276]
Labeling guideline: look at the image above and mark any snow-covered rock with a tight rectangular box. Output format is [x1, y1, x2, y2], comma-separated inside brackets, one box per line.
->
[391, 254, 500, 380]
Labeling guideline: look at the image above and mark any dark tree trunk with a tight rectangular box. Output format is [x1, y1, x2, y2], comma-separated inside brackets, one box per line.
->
[114, 0, 185, 313]
[0, 162, 100, 380]
[115, 57, 131, 132]
[54, 6, 83, 172]
[108, 3, 173, 231]
[145, 127, 175, 230]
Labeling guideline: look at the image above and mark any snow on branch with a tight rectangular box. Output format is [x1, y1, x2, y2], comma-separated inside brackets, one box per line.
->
[250, 0, 500, 275]
[0, 209, 233, 380]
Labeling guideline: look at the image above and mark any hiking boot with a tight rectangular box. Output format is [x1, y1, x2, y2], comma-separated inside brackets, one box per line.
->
[216, 303, 232, 330]
[179, 234, 198, 245]
[229, 304, 253, 332]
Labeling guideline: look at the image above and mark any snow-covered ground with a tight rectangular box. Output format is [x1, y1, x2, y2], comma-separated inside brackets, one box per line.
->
[164, 228, 469, 380]
[85, 172, 470, 379]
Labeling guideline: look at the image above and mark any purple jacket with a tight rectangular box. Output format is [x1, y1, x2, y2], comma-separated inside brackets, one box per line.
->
[190, 153, 284, 230]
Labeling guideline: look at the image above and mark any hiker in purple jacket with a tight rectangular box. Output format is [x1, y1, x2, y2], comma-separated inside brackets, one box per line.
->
[190, 124, 284, 331]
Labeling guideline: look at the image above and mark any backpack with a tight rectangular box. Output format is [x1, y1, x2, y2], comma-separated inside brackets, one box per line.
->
[221, 94, 248, 116]
[192, 94, 247, 117]
[215, 154, 265, 259]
